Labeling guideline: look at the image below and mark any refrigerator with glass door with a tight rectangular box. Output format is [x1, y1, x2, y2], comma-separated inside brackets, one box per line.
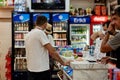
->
[52, 12, 70, 47]
[69, 16, 90, 49]
[12, 12, 32, 80]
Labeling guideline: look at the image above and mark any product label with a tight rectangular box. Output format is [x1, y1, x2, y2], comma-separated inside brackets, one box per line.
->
[70, 16, 90, 24]
[52, 13, 69, 22]
[91, 16, 108, 22]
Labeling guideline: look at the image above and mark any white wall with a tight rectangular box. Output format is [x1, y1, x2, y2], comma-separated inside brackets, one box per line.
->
[0, 22, 11, 80]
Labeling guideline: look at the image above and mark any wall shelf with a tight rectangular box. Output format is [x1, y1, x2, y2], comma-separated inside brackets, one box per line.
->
[0, 6, 14, 19]
[0, 6, 14, 9]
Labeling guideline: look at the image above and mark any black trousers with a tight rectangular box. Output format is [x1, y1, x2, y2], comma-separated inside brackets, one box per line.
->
[28, 70, 51, 80]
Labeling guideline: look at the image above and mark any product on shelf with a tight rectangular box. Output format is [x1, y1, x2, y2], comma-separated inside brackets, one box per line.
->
[94, 5, 101, 16]
[94, 5, 107, 16]
[14, 0, 27, 12]
[13, 13, 30, 71]
[70, 7, 92, 16]
[14, 22, 29, 31]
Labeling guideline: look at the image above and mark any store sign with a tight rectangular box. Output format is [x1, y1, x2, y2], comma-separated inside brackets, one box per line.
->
[91, 16, 108, 22]
[52, 13, 69, 22]
[13, 14, 30, 22]
[70, 17, 90, 24]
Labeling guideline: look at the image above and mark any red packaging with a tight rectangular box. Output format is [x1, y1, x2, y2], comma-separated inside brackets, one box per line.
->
[101, 5, 107, 16]
[94, 5, 101, 16]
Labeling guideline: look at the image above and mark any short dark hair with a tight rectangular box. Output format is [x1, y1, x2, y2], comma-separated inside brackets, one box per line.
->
[112, 6, 120, 17]
[102, 20, 111, 28]
[35, 16, 47, 26]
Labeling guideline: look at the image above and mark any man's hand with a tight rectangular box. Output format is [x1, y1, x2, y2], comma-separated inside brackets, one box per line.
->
[107, 22, 116, 34]
[63, 60, 73, 66]
[100, 56, 110, 64]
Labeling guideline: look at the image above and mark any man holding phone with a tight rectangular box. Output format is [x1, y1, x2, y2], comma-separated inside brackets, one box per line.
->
[100, 6, 120, 68]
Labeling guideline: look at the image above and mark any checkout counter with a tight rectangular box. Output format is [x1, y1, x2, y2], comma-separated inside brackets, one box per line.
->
[58, 55, 108, 80]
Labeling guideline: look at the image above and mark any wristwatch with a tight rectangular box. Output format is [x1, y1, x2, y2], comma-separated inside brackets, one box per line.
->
[106, 31, 113, 35]
[106, 30, 118, 35]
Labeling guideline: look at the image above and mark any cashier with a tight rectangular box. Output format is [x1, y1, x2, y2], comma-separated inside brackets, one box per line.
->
[100, 6, 120, 68]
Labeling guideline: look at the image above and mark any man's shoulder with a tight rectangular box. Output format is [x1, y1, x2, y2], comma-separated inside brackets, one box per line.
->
[116, 32, 120, 35]
[113, 32, 120, 39]
[31, 29, 45, 34]
[48, 35, 52, 37]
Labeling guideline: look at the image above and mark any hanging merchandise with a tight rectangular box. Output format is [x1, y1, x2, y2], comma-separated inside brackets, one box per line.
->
[14, 0, 27, 12]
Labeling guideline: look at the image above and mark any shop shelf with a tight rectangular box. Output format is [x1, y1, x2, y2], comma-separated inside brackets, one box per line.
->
[15, 57, 27, 59]
[0, 6, 14, 19]
[15, 46, 25, 48]
[54, 39, 67, 40]
[94, 3, 105, 5]
[15, 39, 25, 41]
[71, 41, 86, 43]
[15, 31, 29, 33]
[71, 34, 86, 36]
[53, 31, 67, 33]
[0, 6, 14, 9]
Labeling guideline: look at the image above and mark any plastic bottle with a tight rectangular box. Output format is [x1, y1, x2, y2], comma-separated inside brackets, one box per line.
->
[14, 0, 26, 12]
[14, 0, 19, 12]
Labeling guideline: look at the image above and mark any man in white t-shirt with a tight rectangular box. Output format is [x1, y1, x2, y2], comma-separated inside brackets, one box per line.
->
[91, 21, 111, 60]
[25, 16, 70, 80]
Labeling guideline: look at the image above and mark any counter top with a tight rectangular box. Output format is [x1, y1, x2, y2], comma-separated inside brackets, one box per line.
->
[70, 61, 108, 70]
[60, 56, 108, 70]
[60, 56, 108, 80]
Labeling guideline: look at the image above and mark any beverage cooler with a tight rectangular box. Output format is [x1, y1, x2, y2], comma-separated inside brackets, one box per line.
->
[90, 16, 108, 45]
[52, 12, 70, 47]
[12, 12, 32, 80]
[32, 12, 69, 47]
[69, 16, 90, 48]
[12, 12, 69, 79]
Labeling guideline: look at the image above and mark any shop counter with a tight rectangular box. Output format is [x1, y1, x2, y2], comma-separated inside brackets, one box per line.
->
[60, 56, 108, 80]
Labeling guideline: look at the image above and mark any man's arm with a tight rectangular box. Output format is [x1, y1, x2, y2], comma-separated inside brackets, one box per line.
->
[100, 32, 113, 53]
[100, 21, 116, 53]
[44, 43, 69, 66]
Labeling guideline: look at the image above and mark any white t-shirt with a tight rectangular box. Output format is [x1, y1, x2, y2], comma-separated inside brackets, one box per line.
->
[94, 38, 106, 60]
[47, 35, 54, 46]
[25, 28, 50, 72]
